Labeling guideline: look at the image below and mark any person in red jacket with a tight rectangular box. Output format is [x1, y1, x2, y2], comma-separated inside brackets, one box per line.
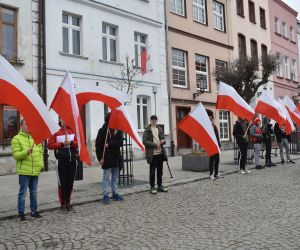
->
[48, 117, 78, 212]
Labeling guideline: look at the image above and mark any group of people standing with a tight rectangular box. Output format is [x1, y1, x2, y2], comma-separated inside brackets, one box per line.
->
[233, 117, 295, 174]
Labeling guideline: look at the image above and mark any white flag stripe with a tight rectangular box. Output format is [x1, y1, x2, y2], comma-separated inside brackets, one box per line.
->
[283, 95, 300, 119]
[278, 98, 295, 132]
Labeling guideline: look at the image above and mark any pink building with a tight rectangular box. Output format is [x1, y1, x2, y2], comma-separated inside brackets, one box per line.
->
[269, 0, 299, 100]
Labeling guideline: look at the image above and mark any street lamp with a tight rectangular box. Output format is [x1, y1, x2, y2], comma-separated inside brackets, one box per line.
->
[193, 78, 206, 99]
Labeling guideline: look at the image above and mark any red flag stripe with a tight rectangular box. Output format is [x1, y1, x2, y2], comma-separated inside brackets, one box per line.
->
[141, 49, 147, 75]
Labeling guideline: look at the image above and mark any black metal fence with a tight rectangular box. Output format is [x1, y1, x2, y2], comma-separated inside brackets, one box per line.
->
[119, 133, 134, 185]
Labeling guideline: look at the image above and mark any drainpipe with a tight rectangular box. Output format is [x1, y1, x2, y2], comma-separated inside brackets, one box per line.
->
[164, 0, 174, 156]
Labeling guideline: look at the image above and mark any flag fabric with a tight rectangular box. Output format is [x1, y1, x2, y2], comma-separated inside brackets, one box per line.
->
[108, 105, 144, 152]
[278, 98, 295, 135]
[0, 55, 59, 144]
[282, 95, 300, 126]
[141, 47, 153, 75]
[216, 81, 255, 121]
[255, 91, 286, 126]
[76, 85, 130, 111]
[50, 72, 91, 165]
[177, 102, 220, 157]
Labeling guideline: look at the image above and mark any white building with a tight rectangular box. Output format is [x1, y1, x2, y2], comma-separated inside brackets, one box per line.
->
[0, 0, 41, 174]
[45, 0, 169, 161]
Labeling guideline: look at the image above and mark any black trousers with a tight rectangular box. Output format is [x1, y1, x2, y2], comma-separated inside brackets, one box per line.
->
[209, 154, 220, 176]
[149, 154, 164, 188]
[57, 159, 76, 206]
[264, 139, 272, 164]
[237, 141, 248, 170]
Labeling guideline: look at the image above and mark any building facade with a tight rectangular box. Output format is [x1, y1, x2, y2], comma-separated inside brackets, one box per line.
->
[45, 0, 168, 161]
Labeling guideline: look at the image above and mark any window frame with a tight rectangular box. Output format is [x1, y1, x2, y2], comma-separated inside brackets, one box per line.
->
[259, 7, 266, 29]
[261, 44, 268, 59]
[290, 26, 295, 42]
[219, 110, 230, 141]
[172, 48, 188, 88]
[250, 39, 258, 65]
[248, 1, 255, 24]
[276, 52, 283, 77]
[236, 0, 244, 17]
[238, 33, 246, 58]
[136, 96, 150, 130]
[170, 0, 185, 17]
[292, 59, 297, 81]
[212, 1, 225, 32]
[192, 0, 207, 25]
[284, 56, 290, 80]
[282, 22, 288, 38]
[62, 12, 81, 55]
[0, 105, 19, 143]
[134, 32, 147, 68]
[275, 17, 280, 34]
[102, 22, 118, 62]
[195, 54, 209, 92]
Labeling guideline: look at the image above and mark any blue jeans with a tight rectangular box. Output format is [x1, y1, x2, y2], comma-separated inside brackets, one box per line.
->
[18, 175, 39, 214]
[103, 167, 119, 196]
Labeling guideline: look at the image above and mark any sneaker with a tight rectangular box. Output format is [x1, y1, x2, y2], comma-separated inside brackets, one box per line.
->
[209, 175, 216, 180]
[214, 174, 224, 179]
[239, 170, 246, 174]
[31, 211, 43, 219]
[270, 162, 277, 167]
[157, 186, 168, 192]
[281, 160, 285, 164]
[150, 187, 157, 194]
[288, 160, 296, 164]
[65, 205, 75, 213]
[102, 194, 110, 204]
[18, 214, 27, 222]
[255, 165, 263, 170]
[112, 193, 124, 201]
[245, 170, 251, 174]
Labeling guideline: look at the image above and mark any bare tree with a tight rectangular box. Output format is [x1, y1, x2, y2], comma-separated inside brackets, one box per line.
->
[215, 54, 278, 103]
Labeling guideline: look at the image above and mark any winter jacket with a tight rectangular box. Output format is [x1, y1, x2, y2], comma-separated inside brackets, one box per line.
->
[11, 131, 43, 176]
[274, 123, 291, 143]
[95, 124, 123, 169]
[213, 124, 221, 148]
[233, 121, 248, 144]
[262, 123, 273, 143]
[250, 125, 262, 143]
[142, 124, 167, 164]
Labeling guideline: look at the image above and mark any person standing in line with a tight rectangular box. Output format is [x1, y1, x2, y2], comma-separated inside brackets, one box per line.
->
[274, 123, 295, 164]
[143, 115, 168, 194]
[233, 117, 251, 174]
[95, 113, 124, 204]
[48, 117, 78, 212]
[12, 119, 44, 222]
[208, 116, 223, 180]
[262, 117, 277, 167]
[250, 118, 264, 170]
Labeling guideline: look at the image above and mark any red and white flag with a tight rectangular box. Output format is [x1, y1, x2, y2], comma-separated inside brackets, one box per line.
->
[50, 72, 91, 165]
[76, 85, 130, 111]
[216, 81, 255, 121]
[278, 98, 295, 135]
[177, 102, 220, 157]
[255, 91, 285, 126]
[282, 95, 300, 126]
[141, 47, 153, 75]
[0, 55, 59, 143]
[108, 105, 145, 152]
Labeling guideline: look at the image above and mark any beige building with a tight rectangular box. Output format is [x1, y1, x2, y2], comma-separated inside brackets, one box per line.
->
[167, 0, 234, 151]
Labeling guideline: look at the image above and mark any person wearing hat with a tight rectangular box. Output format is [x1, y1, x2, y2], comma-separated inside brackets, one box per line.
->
[250, 117, 264, 169]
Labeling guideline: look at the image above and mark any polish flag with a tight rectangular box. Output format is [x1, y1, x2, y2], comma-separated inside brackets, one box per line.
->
[177, 102, 220, 157]
[0, 55, 59, 143]
[108, 105, 145, 151]
[50, 72, 91, 165]
[255, 91, 285, 126]
[216, 81, 255, 121]
[76, 85, 130, 111]
[278, 98, 295, 135]
[282, 95, 300, 126]
[141, 47, 153, 75]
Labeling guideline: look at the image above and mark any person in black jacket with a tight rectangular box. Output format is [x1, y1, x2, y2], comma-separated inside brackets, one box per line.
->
[208, 116, 223, 180]
[233, 117, 251, 174]
[95, 113, 124, 204]
[262, 117, 276, 167]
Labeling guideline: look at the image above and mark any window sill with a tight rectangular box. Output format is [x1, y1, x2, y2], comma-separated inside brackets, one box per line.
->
[275, 31, 282, 37]
[290, 40, 296, 44]
[59, 51, 88, 60]
[285, 78, 291, 81]
[193, 20, 207, 26]
[173, 85, 188, 89]
[237, 13, 245, 18]
[282, 36, 289, 41]
[2, 56, 25, 65]
[277, 75, 284, 79]
[99, 59, 124, 66]
[292, 80, 299, 83]
[213, 28, 226, 33]
[249, 20, 256, 24]
[169, 11, 186, 18]
[260, 26, 266, 30]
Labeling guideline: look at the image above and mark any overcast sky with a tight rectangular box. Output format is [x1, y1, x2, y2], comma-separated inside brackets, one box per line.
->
[282, 0, 300, 19]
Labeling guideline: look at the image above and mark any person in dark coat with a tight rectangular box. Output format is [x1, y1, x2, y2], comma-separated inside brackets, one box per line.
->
[208, 115, 223, 180]
[233, 117, 251, 174]
[95, 113, 124, 204]
[262, 117, 276, 167]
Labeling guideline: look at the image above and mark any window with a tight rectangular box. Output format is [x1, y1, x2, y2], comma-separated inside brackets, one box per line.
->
[137, 96, 149, 130]
[0, 7, 17, 60]
[284, 56, 290, 79]
[0, 105, 18, 142]
[193, 0, 206, 24]
[290, 26, 295, 42]
[282, 22, 288, 38]
[102, 23, 117, 62]
[62, 13, 81, 55]
[219, 111, 229, 141]
[238, 34, 246, 58]
[215, 59, 227, 75]
[292, 59, 297, 81]
[213, 1, 225, 32]
[172, 48, 187, 87]
[261, 44, 268, 59]
[275, 17, 280, 33]
[250, 39, 258, 64]
[170, 0, 185, 16]
[195, 54, 209, 91]
[236, 0, 244, 17]
[276, 52, 283, 77]
[248, 1, 255, 23]
[134, 32, 147, 67]
[259, 8, 266, 29]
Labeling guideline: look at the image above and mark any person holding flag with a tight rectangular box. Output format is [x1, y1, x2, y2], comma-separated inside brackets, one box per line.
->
[95, 113, 124, 204]
[250, 118, 264, 170]
[262, 117, 276, 168]
[48, 117, 78, 212]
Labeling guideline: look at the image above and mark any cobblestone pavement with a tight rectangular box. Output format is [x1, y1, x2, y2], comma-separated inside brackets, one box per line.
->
[0, 164, 300, 250]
